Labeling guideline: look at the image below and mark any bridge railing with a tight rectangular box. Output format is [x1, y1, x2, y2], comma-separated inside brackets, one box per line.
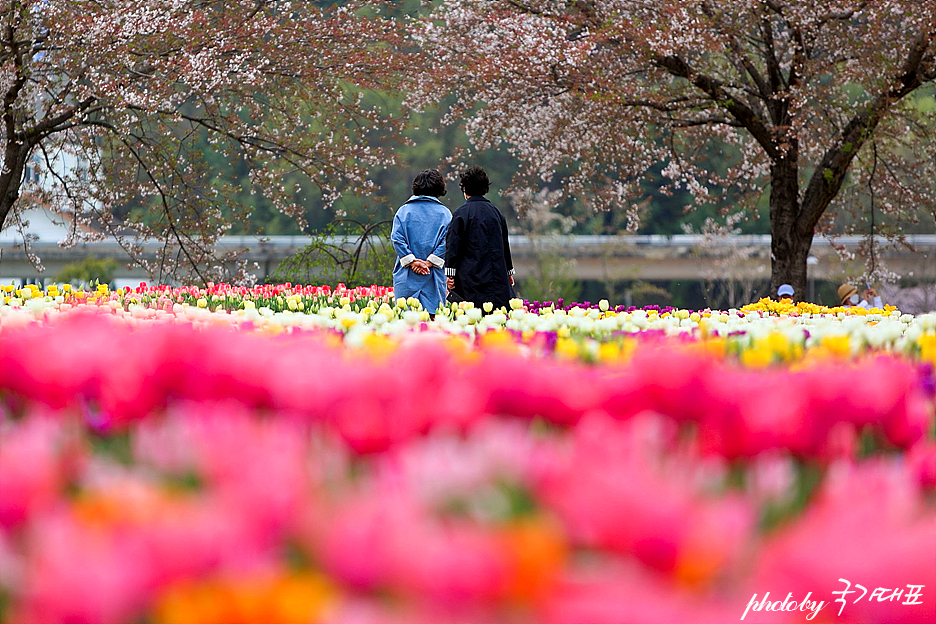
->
[2, 234, 934, 285]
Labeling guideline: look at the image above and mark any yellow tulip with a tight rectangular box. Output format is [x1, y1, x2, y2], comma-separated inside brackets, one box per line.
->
[919, 334, 936, 366]
[820, 335, 852, 358]
[555, 337, 579, 359]
[740, 346, 773, 369]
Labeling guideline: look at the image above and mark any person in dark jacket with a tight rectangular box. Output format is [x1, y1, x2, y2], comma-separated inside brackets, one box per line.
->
[444, 166, 515, 310]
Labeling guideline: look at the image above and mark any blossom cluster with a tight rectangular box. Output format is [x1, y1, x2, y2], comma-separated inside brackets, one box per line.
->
[409, 0, 936, 273]
[5, 0, 415, 283]
[1, 291, 935, 623]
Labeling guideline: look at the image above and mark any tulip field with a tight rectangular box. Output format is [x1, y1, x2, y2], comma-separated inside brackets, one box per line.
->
[1, 282, 935, 624]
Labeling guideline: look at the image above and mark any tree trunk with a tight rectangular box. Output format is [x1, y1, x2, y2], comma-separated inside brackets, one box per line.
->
[0, 139, 28, 234]
[770, 228, 812, 301]
[768, 155, 811, 300]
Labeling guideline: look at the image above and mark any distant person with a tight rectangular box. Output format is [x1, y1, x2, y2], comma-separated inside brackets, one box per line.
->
[390, 169, 451, 315]
[837, 283, 883, 309]
[777, 283, 795, 302]
[444, 166, 515, 310]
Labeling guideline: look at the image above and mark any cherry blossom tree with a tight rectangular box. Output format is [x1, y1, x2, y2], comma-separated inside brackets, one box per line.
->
[1, 0, 410, 283]
[411, 0, 936, 294]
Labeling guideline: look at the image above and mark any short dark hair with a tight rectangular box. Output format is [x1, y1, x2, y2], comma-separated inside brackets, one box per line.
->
[459, 166, 490, 197]
[412, 169, 446, 197]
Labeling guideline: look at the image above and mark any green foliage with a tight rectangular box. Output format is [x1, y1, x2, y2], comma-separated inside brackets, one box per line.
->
[759, 462, 824, 533]
[90, 431, 133, 466]
[516, 251, 581, 304]
[54, 256, 118, 288]
[627, 281, 674, 308]
[270, 219, 396, 288]
[0, 586, 8, 624]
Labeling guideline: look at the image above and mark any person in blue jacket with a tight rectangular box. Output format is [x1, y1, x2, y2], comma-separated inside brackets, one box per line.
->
[390, 169, 452, 315]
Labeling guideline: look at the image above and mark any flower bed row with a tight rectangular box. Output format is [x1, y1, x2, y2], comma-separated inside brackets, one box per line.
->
[0, 282, 901, 318]
[1, 314, 932, 456]
[1, 289, 935, 624]
[2, 283, 935, 369]
[1, 282, 395, 315]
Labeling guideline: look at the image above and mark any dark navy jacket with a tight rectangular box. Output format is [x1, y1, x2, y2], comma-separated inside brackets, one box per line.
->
[444, 195, 515, 309]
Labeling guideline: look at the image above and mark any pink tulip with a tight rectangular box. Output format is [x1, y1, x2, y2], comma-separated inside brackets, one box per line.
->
[14, 512, 152, 624]
[753, 460, 936, 624]
[484, 353, 606, 426]
[375, 417, 538, 507]
[304, 490, 510, 608]
[908, 440, 936, 489]
[143, 402, 313, 543]
[0, 413, 82, 529]
[544, 562, 739, 624]
[534, 412, 756, 581]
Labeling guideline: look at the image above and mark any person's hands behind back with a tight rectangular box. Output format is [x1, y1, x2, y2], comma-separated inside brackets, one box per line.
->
[409, 259, 431, 275]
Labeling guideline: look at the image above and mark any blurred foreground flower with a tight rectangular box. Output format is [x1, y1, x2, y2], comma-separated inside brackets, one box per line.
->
[0, 306, 934, 624]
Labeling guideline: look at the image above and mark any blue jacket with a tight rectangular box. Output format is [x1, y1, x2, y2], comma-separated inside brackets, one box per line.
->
[390, 195, 451, 313]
